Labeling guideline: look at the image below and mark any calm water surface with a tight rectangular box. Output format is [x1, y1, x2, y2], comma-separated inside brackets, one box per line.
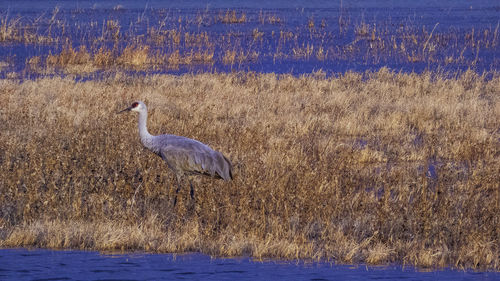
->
[1, 0, 498, 77]
[0, 249, 498, 281]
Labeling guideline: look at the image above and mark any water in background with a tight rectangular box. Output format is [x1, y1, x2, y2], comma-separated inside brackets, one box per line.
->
[0, 249, 498, 281]
[0, 0, 498, 77]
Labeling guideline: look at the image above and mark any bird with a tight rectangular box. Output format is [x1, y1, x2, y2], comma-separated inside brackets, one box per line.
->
[118, 101, 232, 205]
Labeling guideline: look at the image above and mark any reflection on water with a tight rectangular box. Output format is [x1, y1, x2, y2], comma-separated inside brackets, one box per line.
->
[0, 0, 498, 77]
[0, 249, 498, 281]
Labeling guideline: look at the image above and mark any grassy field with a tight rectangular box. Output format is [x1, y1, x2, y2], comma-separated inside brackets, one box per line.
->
[0, 69, 498, 270]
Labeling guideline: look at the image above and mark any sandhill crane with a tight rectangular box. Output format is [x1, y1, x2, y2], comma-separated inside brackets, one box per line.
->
[118, 101, 232, 205]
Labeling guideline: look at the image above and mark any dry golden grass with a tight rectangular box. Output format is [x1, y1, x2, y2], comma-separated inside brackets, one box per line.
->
[40, 43, 216, 74]
[218, 10, 247, 24]
[0, 69, 499, 270]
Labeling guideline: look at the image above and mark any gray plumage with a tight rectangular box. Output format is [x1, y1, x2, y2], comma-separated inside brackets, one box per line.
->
[118, 101, 232, 200]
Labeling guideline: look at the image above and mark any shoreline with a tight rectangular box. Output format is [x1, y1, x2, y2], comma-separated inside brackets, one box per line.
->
[1, 244, 498, 273]
[1, 70, 499, 270]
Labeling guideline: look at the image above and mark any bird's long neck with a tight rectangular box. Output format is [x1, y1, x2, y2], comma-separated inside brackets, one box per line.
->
[138, 109, 155, 152]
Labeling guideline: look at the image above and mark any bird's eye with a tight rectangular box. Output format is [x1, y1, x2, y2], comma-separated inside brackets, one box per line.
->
[132, 102, 139, 107]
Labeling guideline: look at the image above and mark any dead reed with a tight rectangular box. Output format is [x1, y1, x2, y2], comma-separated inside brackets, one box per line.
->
[1, 8, 498, 76]
[0, 69, 498, 270]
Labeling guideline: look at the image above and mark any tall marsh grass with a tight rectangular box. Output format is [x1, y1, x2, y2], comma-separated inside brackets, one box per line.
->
[0, 69, 498, 270]
[0, 8, 498, 76]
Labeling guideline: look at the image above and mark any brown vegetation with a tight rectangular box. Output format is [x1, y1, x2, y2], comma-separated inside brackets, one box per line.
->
[0, 69, 498, 270]
[0, 9, 498, 76]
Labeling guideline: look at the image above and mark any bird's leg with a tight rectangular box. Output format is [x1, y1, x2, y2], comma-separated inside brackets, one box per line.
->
[189, 180, 195, 200]
[187, 178, 198, 216]
[173, 175, 183, 207]
[176, 178, 182, 195]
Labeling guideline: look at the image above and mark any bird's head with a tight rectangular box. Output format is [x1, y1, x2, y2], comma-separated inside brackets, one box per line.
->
[118, 101, 146, 114]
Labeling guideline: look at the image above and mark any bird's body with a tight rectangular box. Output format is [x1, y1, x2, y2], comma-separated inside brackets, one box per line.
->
[119, 101, 232, 202]
[148, 134, 232, 181]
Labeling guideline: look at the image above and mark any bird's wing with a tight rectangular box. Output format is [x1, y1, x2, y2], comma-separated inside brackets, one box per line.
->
[160, 144, 232, 181]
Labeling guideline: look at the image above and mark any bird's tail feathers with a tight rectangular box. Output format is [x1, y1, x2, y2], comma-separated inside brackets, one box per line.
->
[223, 155, 233, 180]
[213, 152, 232, 181]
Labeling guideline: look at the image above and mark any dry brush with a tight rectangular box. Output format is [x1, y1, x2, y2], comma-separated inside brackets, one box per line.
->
[0, 69, 499, 270]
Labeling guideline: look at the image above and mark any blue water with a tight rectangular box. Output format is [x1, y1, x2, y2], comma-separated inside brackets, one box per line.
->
[0, 0, 498, 78]
[0, 249, 498, 281]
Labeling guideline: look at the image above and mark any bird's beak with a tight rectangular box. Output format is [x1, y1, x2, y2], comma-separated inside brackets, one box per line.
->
[117, 106, 132, 114]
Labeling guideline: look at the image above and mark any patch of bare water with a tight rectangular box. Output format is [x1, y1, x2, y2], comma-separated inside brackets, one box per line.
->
[0, 249, 498, 281]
